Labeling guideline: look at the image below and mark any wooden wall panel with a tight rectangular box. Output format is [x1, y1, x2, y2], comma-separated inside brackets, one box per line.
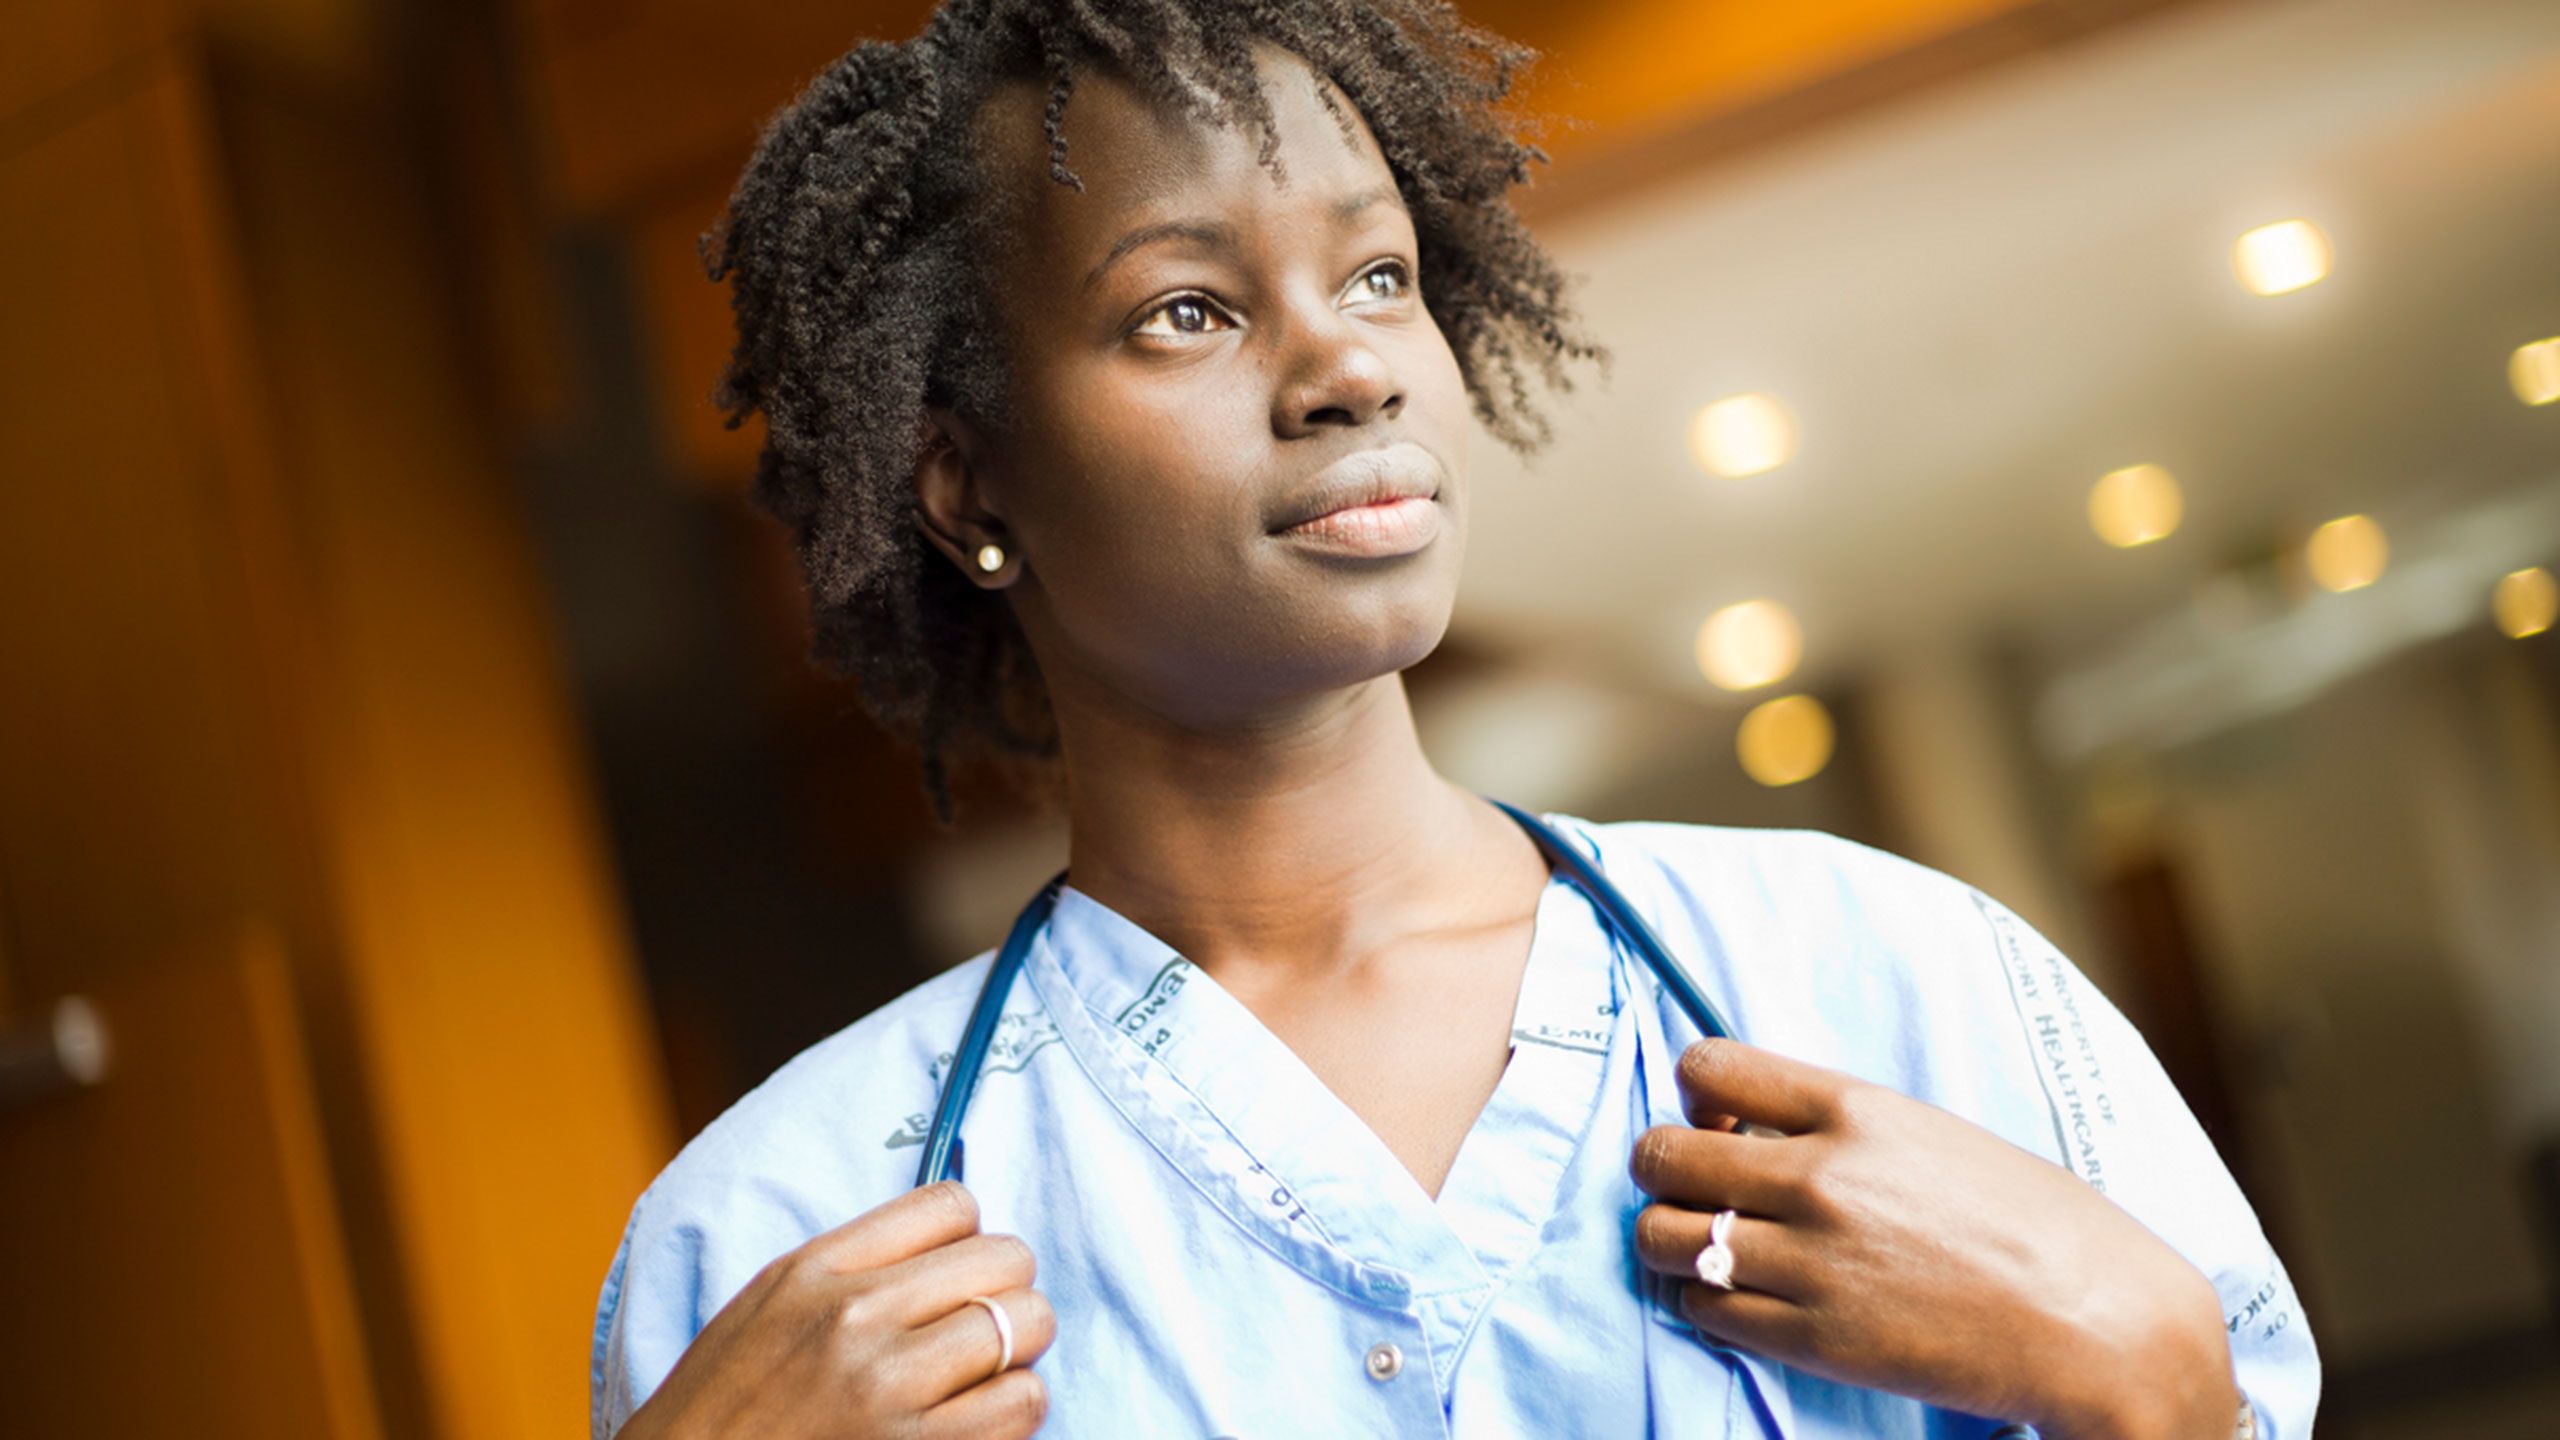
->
[0, 40, 322, 1046]
[2, 15, 675, 1438]
[211, 62, 676, 1439]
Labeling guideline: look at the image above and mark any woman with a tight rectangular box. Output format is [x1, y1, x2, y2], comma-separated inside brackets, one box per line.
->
[589, 3, 2318, 1436]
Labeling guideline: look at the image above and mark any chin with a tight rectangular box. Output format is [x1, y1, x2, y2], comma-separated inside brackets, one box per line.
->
[1380, 596, 1458, 674]
[1341, 535, 1466, 664]
[1172, 541, 1465, 702]
[1295, 582, 1459, 691]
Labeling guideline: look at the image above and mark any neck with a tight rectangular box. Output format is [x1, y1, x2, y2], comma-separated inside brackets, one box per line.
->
[1054, 673, 1525, 984]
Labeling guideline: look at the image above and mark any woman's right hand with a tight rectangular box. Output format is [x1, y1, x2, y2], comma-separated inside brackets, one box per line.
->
[618, 1180, 1055, 1440]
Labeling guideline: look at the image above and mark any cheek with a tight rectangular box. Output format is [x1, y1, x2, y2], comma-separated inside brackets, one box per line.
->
[1420, 336, 1472, 475]
[1390, 306, 1471, 436]
[1013, 374, 1269, 604]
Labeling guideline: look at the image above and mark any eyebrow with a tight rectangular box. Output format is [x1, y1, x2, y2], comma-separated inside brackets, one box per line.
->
[1080, 184, 1408, 292]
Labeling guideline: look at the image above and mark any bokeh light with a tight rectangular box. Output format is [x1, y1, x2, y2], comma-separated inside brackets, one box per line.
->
[2088, 464, 2184, 547]
[2306, 513, 2388, 593]
[1695, 599, 1803, 691]
[2493, 566, 2556, 638]
[2232, 218, 2332, 296]
[2511, 337, 2560, 406]
[1736, 693, 1834, 787]
[1688, 393, 1797, 479]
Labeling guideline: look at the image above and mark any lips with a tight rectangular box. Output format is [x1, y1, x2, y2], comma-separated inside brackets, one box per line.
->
[1269, 442, 1444, 533]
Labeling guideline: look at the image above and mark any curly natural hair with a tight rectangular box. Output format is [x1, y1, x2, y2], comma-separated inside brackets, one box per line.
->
[702, 0, 1608, 827]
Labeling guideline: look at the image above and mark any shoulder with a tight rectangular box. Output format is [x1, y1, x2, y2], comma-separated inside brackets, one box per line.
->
[649, 949, 999, 1215]
[1546, 813, 2061, 1117]
[588, 950, 1000, 1437]
[1556, 814, 1996, 968]
[1567, 814, 1959, 893]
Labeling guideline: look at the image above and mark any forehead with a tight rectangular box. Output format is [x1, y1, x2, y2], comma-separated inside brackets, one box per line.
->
[968, 41, 1398, 255]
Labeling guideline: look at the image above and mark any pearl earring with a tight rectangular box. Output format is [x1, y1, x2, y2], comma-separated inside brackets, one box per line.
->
[974, 543, 1006, 574]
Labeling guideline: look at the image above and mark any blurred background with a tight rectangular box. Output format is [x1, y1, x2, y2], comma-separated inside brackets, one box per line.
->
[3, 0, 2556, 1435]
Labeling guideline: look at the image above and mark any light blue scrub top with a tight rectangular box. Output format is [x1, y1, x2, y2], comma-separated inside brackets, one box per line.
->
[590, 816, 2319, 1438]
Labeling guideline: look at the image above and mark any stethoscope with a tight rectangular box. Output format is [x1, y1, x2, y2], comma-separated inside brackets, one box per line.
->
[913, 797, 1735, 1187]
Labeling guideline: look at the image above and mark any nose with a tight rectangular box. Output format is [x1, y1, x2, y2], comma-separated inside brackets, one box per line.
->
[1271, 307, 1406, 437]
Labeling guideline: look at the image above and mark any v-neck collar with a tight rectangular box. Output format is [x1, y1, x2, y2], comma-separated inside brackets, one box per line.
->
[1021, 841, 1626, 1316]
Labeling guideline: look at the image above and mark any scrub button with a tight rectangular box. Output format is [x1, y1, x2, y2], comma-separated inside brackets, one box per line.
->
[1364, 1342, 1404, 1381]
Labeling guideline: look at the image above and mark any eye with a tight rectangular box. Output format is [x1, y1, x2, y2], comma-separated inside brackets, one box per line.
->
[1348, 260, 1413, 305]
[1131, 293, 1235, 339]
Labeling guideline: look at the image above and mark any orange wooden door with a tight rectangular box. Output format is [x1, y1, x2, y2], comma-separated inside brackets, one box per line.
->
[0, 929, 383, 1440]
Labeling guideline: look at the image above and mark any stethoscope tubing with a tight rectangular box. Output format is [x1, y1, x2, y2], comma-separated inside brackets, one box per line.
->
[1485, 797, 1736, 1044]
[913, 798, 1731, 1188]
[913, 872, 1060, 1188]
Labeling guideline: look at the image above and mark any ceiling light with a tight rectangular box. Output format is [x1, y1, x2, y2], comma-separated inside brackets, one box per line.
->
[1695, 599, 1803, 691]
[2305, 513, 2387, 593]
[2088, 464, 2183, 548]
[1688, 393, 1796, 479]
[2232, 219, 2331, 297]
[1736, 694, 1833, 787]
[2494, 567, 2556, 638]
[2512, 337, 2560, 406]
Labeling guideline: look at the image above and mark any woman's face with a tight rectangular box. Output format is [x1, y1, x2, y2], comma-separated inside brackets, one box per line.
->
[925, 41, 1473, 732]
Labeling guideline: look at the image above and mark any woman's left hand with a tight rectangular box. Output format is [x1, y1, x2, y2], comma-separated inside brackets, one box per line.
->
[1630, 1038, 2241, 1440]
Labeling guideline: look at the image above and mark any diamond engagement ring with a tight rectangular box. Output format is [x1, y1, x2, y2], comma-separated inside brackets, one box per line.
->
[964, 1294, 1015, 1379]
[1694, 1208, 1739, 1291]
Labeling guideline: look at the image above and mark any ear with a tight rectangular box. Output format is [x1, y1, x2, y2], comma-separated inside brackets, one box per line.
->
[912, 405, 1019, 589]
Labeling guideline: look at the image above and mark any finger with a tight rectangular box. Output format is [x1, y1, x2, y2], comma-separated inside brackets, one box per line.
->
[1675, 1280, 1823, 1364]
[909, 1285, 1058, 1405]
[1632, 1203, 1807, 1298]
[916, 1368, 1048, 1440]
[1629, 1123, 1803, 1214]
[1676, 1039, 1852, 1134]
[867, 1231, 1039, 1327]
[803, 1180, 982, 1274]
